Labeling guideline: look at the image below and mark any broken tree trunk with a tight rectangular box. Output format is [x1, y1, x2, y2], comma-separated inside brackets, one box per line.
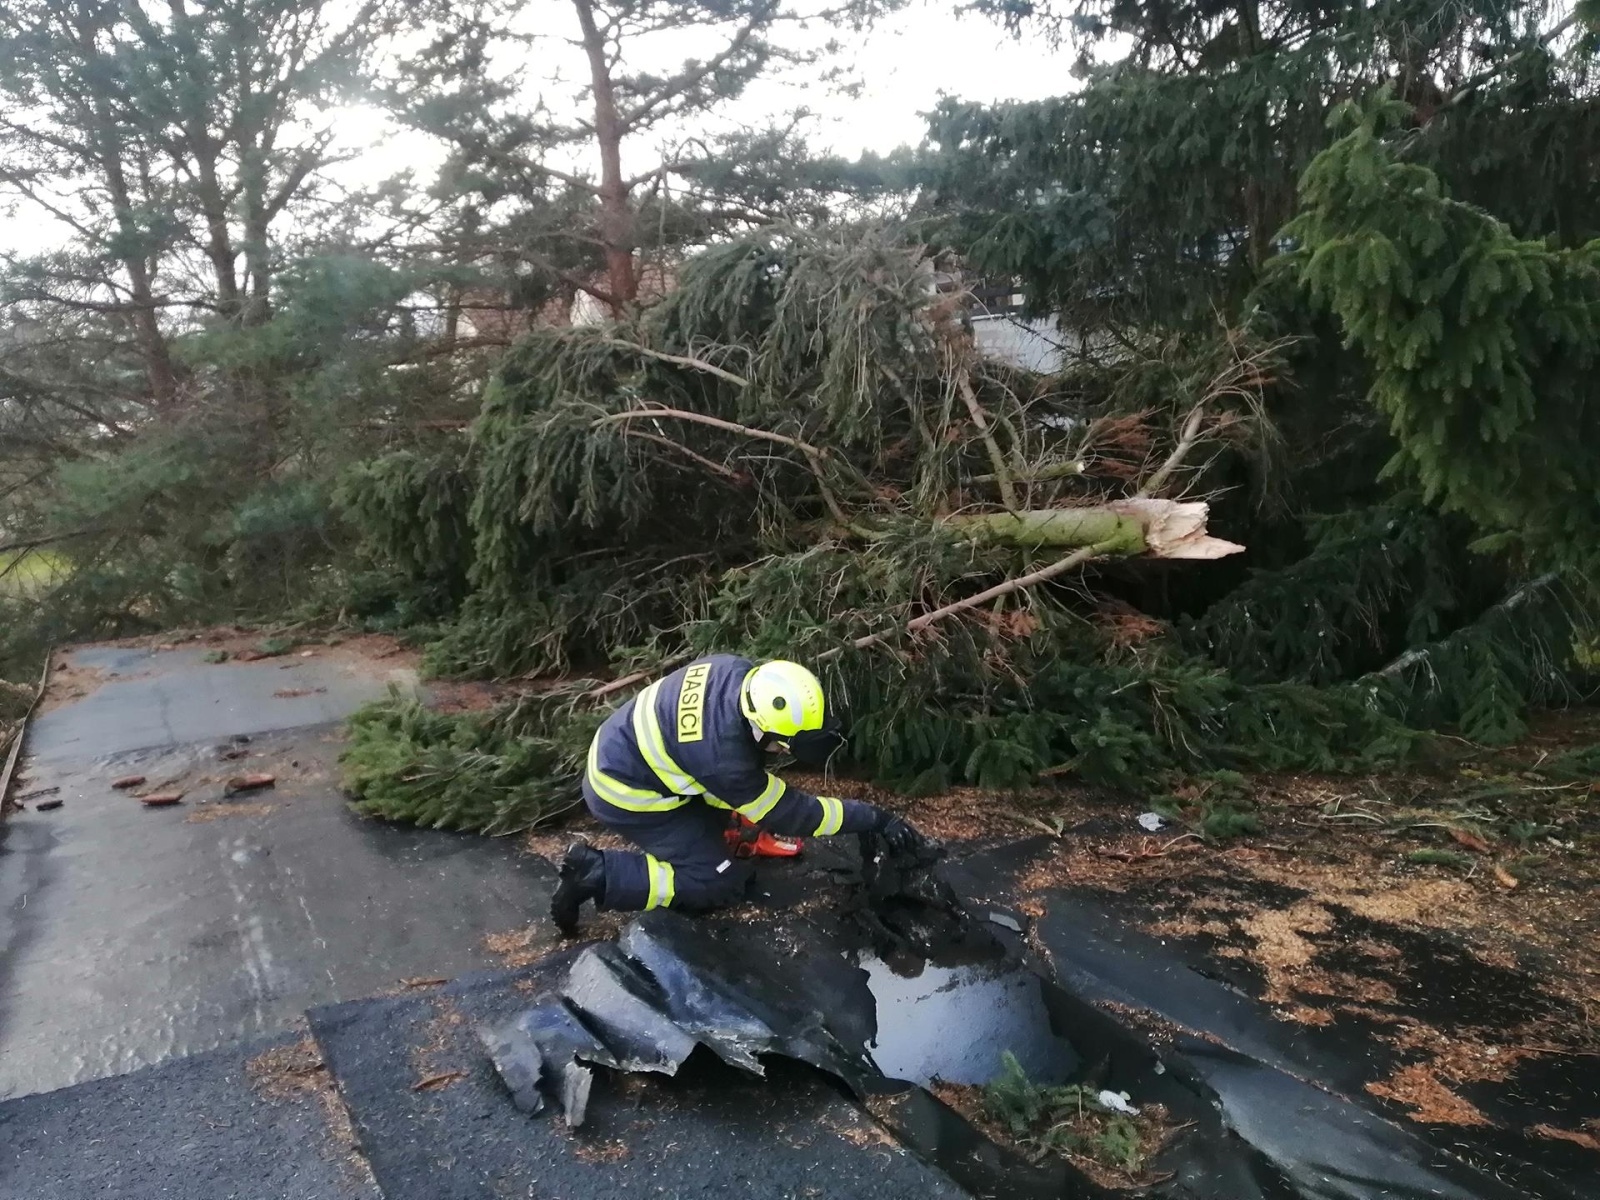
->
[944, 499, 1242, 560]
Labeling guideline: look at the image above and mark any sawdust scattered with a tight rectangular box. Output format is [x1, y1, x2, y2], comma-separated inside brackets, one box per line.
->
[1237, 901, 1334, 1000]
[1384, 1021, 1532, 1087]
[1349, 938, 1403, 961]
[1003, 767, 1600, 1148]
[247, 1038, 328, 1102]
[1294, 967, 1401, 1005]
[482, 926, 548, 968]
[410, 997, 468, 1089]
[782, 770, 1072, 843]
[1146, 917, 1232, 939]
[1336, 1003, 1406, 1025]
[1013, 837, 1194, 902]
[1281, 1005, 1336, 1027]
[524, 824, 630, 860]
[38, 659, 111, 713]
[185, 801, 278, 822]
[1093, 1001, 1187, 1049]
[1366, 1063, 1492, 1126]
[1530, 1123, 1600, 1152]
[482, 910, 622, 965]
[573, 1139, 631, 1163]
[246, 1037, 370, 1180]
[1251, 868, 1474, 932]
[817, 1110, 897, 1150]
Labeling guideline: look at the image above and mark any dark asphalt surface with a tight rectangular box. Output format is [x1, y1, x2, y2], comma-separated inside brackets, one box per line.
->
[0, 1030, 381, 1200]
[0, 646, 558, 1099]
[25, 645, 403, 764]
[311, 961, 971, 1200]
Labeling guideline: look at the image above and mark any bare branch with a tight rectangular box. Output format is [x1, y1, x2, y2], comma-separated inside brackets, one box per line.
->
[603, 340, 751, 387]
[1137, 402, 1207, 498]
[622, 429, 749, 483]
[955, 365, 1019, 511]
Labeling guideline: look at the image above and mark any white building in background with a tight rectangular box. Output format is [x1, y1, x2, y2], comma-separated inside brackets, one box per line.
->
[971, 312, 1073, 374]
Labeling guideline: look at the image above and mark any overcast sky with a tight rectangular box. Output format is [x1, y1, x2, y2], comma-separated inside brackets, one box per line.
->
[326, 3, 1078, 199]
[0, 2, 1078, 253]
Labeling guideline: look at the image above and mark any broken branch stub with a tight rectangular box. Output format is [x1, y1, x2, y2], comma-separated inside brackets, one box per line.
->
[1108, 498, 1245, 560]
[943, 501, 1241, 559]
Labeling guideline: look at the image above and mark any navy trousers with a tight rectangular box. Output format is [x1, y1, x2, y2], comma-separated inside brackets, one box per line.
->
[582, 781, 757, 912]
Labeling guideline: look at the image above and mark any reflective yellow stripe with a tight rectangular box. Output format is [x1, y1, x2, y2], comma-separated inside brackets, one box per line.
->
[645, 855, 676, 910]
[813, 796, 845, 837]
[738, 775, 786, 822]
[586, 739, 687, 812]
[633, 681, 701, 795]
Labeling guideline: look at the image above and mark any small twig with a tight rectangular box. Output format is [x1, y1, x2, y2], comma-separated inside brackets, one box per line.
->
[621, 429, 747, 483]
[412, 1070, 468, 1092]
[604, 340, 750, 388]
[601, 405, 872, 537]
[841, 539, 1121, 656]
[972, 460, 1086, 486]
[585, 657, 693, 702]
[1137, 403, 1207, 499]
[955, 365, 1019, 511]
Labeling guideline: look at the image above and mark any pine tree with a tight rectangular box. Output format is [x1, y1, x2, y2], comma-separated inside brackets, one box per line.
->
[1285, 93, 1600, 586]
[385, 0, 904, 321]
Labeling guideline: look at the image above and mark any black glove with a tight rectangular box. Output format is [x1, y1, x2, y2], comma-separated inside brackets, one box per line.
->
[877, 811, 931, 858]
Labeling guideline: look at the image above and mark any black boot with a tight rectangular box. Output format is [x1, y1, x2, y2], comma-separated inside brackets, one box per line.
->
[551, 839, 606, 937]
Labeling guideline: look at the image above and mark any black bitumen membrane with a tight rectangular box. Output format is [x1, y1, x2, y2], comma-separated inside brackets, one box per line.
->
[1036, 888, 1595, 1200]
[0, 646, 558, 1099]
[0, 1030, 381, 1200]
[310, 959, 970, 1200]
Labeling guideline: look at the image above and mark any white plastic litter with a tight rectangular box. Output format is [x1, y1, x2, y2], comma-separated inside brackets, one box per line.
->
[1097, 1089, 1141, 1116]
[1136, 811, 1167, 832]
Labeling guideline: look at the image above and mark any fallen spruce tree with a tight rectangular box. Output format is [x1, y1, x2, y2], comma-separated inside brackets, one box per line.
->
[337, 223, 1592, 835]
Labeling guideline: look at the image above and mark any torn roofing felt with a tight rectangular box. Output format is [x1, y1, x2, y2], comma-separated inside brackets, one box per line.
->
[480, 907, 1530, 1200]
[482, 913, 884, 1127]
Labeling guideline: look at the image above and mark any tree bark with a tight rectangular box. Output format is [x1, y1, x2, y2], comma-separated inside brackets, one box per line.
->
[100, 152, 179, 409]
[945, 500, 1242, 559]
[573, 0, 637, 314]
[74, 13, 178, 409]
[946, 509, 1146, 552]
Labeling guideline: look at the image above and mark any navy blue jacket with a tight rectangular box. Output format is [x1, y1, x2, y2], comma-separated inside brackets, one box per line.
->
[586, 654, 877, 837]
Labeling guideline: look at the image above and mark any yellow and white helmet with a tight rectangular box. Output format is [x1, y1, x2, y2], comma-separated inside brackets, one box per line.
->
[741, 660, 826, 738]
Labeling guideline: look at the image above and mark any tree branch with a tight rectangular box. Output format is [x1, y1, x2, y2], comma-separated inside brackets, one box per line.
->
[622, 429, 749, 483]
[604, 340, 751, 387]
[839, 540, 1122, 657]
[955, 365, 1019, 510]
[616, 6, 771, 133]
[599, 405, 868, 535]
[1138, 402, 1207, 498]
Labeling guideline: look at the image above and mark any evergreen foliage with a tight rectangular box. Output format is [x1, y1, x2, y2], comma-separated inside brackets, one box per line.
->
[341, 689, 605, 833]
[333, 226, 1453, 831]
[4, 0, 1596, 841]
[981, 1050, 1148, 1174]
[1287, 93, 1600, 584]
[1182, 500, 1477, 685]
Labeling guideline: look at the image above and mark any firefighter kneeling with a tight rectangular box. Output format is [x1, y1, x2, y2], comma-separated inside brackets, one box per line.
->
[551, 656, 931, 934]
